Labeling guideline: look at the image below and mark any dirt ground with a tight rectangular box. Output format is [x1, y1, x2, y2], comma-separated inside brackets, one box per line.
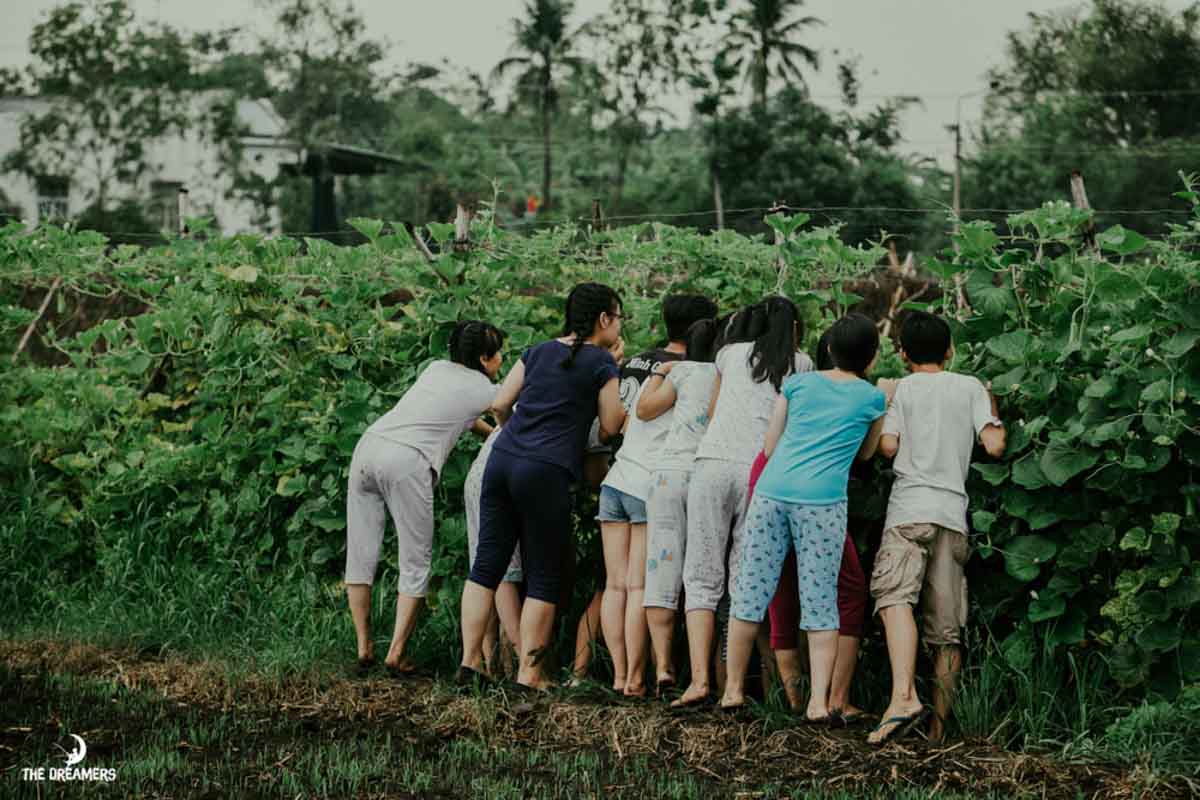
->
[0, 640, 1190, 799]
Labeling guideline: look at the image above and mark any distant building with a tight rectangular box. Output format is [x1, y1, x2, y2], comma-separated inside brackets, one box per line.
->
[0, 94, 293, 235]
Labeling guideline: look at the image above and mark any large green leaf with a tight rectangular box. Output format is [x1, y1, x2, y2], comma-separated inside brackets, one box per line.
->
[1097, 225, 1148, 256]
[1136, 621, 1181, 653]
[1012, 455, 1050, 489]
[1040, 440, 1099, 486]
[1028, 593, 1066, 622]
[986, 331, 1031, 364]
[1005, 535, 1057, 582]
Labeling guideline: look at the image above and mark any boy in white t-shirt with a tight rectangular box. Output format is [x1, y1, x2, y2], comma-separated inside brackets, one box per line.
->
[868, 311, 1006, 745]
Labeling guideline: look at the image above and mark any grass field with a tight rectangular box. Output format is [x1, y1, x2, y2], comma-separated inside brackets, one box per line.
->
[2, 636, 1194, 800]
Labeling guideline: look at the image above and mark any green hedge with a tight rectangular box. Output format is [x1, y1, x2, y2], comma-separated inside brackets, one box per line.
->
[2, 193, 1198, 698]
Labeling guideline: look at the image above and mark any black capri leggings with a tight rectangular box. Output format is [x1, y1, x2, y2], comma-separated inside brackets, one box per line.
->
[469, 447, 573, 604]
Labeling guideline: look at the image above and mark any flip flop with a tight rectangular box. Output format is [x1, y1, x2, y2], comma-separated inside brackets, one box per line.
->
[654, 676, 677, 698]
[802, 713, 835, 726]
[869, 707, 931, 747]
[829, 708, 869, 728]
[668, 695, 714, 715]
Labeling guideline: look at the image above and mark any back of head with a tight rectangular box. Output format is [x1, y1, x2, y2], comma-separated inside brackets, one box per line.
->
[721, 301, 767, 350]
[561, 281, 622, 369]
[684, 318, 720, 363]
[749, 295, 802, 391]
[662, 294, 719, 342]
[814, 329, 835, 371]
[450, 320, 506, 375]
[828, 313, 879, 377]
[899, 310, 952, 366]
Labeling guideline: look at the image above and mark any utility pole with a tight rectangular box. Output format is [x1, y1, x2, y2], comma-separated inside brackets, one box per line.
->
[952, 122, 962, 235]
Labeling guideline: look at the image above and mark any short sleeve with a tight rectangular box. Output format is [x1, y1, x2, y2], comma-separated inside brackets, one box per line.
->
[969, 378, 1002, 434]
[882, 383, 903, 436]
[474, 374, 498, 413]
[592, 350, 619, 391]
[666, 363, 688, 391]
[520, 346, 534, 366]
[794, 352, 814, 374]
[781, 373, 802, 401]
[867, 386, 888, 421]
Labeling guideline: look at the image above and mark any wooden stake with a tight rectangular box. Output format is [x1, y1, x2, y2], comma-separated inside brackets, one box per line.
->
[1070, 170, 1097, 250]
[12, 276, 63, 364]
[177, 187, 189, 237]
[453, 203, 472, 252]
[591, 198, 604, 231]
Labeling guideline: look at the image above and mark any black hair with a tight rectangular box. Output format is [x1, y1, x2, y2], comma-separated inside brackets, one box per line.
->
[663, 294, 719, 342]
[684, 319, 720, 363]
[828, 313, 880, 377]
[899, 310, 952, 365]
[749, 295, 802, 391]
[814, 329, 835, 371]
[561, 281, 622, 369]
[449, 320, 505, 375]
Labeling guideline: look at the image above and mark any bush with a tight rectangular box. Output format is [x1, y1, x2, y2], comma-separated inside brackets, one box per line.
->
[1, 188, 1198, 706]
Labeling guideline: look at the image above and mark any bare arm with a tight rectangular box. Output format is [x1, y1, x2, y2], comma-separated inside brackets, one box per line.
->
[874, 378, 901, 459]
[858, 416, 887, 461]
[490, 360, 524, 426]
[636, 368, 678, 421]
[762, 395, 788, 460]
[878, 433, 899, 459]
[980, 423, 1006, 458]
[978, 382, 1006, 457]
[470, 418, 494, 438]
[597, 377, 626, 439]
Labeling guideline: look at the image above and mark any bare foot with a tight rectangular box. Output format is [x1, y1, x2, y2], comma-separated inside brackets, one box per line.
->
[384, 656, 416, 673]
[806, 699, 831, 722]
[670, 681, 710, 708]
[623, 682, 647, 698]
[928, 714, 947, 744]
[719, 690, 745, 710]
[866, 702, 926, 745]
[358, 640, 375, 664]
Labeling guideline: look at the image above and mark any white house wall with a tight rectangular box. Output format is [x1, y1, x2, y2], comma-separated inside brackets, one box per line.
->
[0, 95, 294, 237]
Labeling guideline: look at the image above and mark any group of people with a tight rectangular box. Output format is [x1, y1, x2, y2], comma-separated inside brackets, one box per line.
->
[342, 281, 1006, 746]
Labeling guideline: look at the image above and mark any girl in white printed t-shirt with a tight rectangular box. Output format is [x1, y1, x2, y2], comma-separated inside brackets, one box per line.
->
[672, 297, 814, 708]
[634, 318, 721, 693]
[345, 321, 503, 674]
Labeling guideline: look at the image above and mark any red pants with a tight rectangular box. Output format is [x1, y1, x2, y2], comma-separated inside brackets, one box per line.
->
[747, 451, 869, 648]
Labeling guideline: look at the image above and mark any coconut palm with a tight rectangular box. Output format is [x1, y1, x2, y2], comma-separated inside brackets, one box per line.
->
[493, 0, 586, 213]
[722, 0, 822, 109]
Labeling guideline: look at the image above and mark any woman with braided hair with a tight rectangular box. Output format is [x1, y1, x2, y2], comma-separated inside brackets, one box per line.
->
[461, 282, 627, 690]
[345, 320, 505, 674]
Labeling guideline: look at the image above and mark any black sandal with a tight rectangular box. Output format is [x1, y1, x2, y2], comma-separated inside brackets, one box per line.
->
[869, 707, 931, 747]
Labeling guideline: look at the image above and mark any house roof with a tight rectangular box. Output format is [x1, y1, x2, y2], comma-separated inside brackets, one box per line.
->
[283, 142, 430, 176]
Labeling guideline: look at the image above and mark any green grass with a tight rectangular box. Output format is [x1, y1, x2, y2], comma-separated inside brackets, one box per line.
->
[3, 666, 1012, 799]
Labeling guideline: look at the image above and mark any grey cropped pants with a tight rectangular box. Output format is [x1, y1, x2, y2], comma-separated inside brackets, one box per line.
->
[344, 434, 436, 597]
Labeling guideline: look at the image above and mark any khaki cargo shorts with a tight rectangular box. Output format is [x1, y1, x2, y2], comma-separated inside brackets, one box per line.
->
[869, 523, 969, 646]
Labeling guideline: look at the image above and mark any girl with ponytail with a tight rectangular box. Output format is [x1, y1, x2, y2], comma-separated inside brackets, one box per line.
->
[460, 282, 626, 690]
[672, 296, 812, 708]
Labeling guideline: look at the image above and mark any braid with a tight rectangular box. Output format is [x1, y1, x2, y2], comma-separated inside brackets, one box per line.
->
[560, 282, 620, 369]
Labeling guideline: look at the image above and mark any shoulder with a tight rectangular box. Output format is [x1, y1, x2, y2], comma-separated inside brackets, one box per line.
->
[782, 371, 813, 395]
[793, 352, 814, 372]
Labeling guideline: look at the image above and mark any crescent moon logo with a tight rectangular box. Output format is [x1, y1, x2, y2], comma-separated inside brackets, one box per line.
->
[64, 734, 86, 767]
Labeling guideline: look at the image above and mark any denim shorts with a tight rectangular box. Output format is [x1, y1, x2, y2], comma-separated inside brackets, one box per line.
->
[597, 485, 648, 524]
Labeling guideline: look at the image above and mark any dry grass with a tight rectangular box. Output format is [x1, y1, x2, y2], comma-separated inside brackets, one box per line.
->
[2, 640, 1190, 799]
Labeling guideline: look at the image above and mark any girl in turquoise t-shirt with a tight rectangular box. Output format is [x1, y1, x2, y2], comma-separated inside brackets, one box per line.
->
[721, 314, 894, 721]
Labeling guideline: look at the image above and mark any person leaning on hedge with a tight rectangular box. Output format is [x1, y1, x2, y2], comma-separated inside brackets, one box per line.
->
[343, 320, 507, 675]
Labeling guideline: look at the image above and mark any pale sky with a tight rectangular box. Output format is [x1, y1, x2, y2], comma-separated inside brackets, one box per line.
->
[2, 0, 1196, 164]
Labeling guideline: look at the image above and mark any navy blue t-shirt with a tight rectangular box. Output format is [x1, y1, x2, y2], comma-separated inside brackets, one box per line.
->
[494, 339, 620, 481]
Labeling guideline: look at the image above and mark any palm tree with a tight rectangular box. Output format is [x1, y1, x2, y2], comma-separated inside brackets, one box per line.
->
[722, 0, 822, 109]
[493, 0, 585, 213]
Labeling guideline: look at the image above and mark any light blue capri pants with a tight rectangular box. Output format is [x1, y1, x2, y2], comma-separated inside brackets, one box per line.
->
[731, 494, 848, 631]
